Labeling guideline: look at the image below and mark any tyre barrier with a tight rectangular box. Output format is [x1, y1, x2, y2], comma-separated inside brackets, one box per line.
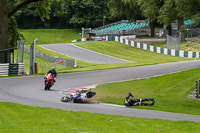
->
[0, 63, 26, 76]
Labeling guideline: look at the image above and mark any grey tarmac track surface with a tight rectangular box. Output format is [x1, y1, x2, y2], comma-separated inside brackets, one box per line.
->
[39, 43, 130, 64]
[1, 60, 200, 122]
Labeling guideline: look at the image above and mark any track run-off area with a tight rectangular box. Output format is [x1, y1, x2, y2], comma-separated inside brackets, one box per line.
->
[1, 60, 200, 122]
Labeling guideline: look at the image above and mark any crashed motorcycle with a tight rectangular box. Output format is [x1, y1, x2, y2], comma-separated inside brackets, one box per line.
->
[44, 73, 55, 90]
[124, 98, 155, 106]
[61, 89, 96, 103]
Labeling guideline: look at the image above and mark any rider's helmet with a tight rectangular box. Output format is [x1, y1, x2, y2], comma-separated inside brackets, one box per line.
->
[76, 90, 80, 94]
[128, 92, 133, 96]
[51, 67, 55, 70]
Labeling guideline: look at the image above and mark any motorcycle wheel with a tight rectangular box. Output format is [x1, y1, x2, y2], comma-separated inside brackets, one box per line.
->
[124, 100, 132, 107]
[44, 82, 50, 90]
[61, 96, 70, 102]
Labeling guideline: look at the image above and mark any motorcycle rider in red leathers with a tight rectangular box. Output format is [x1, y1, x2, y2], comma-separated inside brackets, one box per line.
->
[45, 67, 57, 84]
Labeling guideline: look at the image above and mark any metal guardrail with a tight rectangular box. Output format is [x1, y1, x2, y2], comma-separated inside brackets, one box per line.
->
[24, 46, 76, 68]
[0, 63, 26, 76]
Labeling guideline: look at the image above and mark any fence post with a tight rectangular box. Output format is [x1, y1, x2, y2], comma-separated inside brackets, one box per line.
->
[30, 38, 38, 74]
[196, 80, 200, 98]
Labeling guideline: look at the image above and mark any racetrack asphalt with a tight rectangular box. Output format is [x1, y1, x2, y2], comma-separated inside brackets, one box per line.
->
[39, 43, 130, 64]
[1, 60, 200, 122]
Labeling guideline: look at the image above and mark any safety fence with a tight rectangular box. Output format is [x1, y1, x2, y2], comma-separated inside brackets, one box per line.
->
[24, 46, 76, 68]
[114, 36, 199, 58]
[0, 63, 26, 76]
[72, 35, 200, 58]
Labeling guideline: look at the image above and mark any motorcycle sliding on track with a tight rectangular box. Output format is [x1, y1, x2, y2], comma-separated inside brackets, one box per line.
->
[124, 93, 155, 106]
[61, 88, 96, 103]
[44, 73, 55, 90]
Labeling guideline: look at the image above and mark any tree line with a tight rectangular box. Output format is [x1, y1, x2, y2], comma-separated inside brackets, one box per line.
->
[0, 0, 200, 50]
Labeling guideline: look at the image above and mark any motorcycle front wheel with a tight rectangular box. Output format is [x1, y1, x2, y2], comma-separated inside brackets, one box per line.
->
[44, 82, 50, 90]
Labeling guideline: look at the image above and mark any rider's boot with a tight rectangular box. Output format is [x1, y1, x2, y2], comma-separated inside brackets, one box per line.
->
[139, 99, 142, 105]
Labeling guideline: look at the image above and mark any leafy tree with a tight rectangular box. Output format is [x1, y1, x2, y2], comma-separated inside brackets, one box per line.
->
[15, 0, 109, 28]
[137, 0, 164, 37]
[108, 0, 143, 21]
[0, 0, 51, 50]
[158, 0, 200, 36]
[67, 0, 109, 27]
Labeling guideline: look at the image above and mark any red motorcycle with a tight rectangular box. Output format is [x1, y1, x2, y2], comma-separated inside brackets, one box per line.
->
[44, 73, 54, 90]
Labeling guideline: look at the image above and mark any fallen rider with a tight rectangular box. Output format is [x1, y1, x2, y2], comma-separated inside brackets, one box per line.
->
[124, 93, 155, 106]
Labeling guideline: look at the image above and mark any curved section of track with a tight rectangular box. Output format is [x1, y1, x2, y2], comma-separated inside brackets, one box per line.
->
[39, 44, 130, 64]
[1, 60, 200, 122]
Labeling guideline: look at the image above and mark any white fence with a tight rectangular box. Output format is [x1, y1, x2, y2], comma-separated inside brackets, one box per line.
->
[0, 63, 9, 76]
[0, 63, 26, 76]
[18, 63, 26, 75]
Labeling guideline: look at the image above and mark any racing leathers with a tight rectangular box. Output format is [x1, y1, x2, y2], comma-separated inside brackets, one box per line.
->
[125, 93, 155, 106]
[46, 69, 57, 83]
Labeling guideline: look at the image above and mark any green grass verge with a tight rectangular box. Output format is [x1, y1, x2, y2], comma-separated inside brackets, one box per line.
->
[19, 29, 82, 45]
[93, 67, 200, 115]
[0, 102, 200, 133]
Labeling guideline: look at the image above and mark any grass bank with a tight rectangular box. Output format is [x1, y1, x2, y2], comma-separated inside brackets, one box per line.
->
[93, 67, 200, 115]
[76, 41, 192, 63]
[0, 102, 199, 133]
[19, 29, 81, 45]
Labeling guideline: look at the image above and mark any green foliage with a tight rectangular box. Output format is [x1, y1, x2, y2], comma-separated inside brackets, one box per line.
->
[28, 0, 51, 21]
[58, 0, 109, 27]
[15, 0, 110, 28]
[158, 0, 176, 25]
[108, 0, 142, 21]
[137, 0, 163, 22]
[6, 0, 52, 48]
[192, 15, 200, 26]
[8, 17, 24, 48]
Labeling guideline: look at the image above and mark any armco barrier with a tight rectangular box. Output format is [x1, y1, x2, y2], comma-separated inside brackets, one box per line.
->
[24, 46, 76, 68]
[0, 63, 26, 76]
